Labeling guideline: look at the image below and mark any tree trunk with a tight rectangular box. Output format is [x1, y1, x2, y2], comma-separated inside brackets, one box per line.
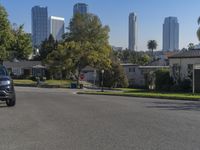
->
[76, 70, 80, 88]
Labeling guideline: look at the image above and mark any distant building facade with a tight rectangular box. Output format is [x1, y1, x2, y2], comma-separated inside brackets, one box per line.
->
[32, 6, 48, 47]
[163, 17, 179, 51]
[73, 3, 88, 15]
[129, 12, 138, 51]
[49, 16, 65, 41]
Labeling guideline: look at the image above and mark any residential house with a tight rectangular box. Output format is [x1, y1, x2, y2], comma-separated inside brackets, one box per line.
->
[121, 63, 144, 87]
[3, 61, 46, 77]
[121, 63, 169, 88]
[168, 50, 200, 82]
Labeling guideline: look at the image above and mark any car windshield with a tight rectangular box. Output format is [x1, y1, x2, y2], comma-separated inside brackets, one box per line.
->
[0, 66, 8, 76]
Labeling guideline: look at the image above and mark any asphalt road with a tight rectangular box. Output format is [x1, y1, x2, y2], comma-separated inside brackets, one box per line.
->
[0, 87, 200, 150]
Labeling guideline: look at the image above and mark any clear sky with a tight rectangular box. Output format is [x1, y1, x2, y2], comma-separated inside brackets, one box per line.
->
[1, 0, 200, 50]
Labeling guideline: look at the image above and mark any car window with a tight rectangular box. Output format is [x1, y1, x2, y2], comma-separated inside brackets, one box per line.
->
[0, 67, 8, 76]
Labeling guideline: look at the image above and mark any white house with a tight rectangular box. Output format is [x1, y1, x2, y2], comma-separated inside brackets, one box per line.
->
[168, 50, 200, 82]
[121, 63, 169, 88]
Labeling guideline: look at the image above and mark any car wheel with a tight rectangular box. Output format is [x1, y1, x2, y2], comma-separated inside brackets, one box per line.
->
[6, 98, 16, 107]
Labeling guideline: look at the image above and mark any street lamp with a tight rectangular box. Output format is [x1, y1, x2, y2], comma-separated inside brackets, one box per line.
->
[101, 69, 104, 92]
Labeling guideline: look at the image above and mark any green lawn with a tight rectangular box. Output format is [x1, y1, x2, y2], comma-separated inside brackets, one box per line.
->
[13, 79, 92, 88]
[13, 79, 36, 85]
[78, 89, 200, 101]
[13, 79, 72, 88]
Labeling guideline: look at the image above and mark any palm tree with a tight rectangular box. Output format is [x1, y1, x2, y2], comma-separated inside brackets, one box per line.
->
[147, 40, 157, 58]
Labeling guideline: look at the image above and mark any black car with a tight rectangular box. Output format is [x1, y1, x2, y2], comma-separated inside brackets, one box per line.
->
[0, 65, 16, 107]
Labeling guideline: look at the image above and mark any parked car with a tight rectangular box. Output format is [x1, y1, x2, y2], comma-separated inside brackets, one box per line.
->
[0, 65, 16, 107]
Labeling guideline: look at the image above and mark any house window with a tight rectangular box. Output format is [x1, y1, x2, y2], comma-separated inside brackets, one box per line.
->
[187, 64, 193, 79]
[129, 67, 135, 72]
[12, 68, 21, 76]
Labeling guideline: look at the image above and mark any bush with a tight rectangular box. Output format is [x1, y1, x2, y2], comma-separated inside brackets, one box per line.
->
[179, 78, 192, 92]
[101, 61, 129, 88]
[155, 69, 174, 91]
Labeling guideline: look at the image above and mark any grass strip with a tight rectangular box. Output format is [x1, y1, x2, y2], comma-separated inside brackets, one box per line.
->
[78, 91, 200, 101]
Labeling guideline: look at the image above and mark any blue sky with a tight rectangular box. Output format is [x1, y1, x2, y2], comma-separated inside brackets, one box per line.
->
[1, 0, 200, 50]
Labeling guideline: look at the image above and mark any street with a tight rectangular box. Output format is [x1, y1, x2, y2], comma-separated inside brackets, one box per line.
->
[0, 87, 200, 150]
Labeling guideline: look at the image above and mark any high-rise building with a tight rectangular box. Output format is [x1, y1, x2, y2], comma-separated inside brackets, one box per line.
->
[129, 12, 138, 51]
[49, 16, 65, 41]
[73, 3, 88, 15]
[32, 6, 48, 47]
[163, 17, 179, 51]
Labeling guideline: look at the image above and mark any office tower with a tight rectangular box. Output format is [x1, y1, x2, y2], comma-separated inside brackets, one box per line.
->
[163, 17, 179, 51]
[49, 16, 65, 41]
[129, 12, 138, 51]
[73, 3, 88, 15]
[32, 6, 48, 47]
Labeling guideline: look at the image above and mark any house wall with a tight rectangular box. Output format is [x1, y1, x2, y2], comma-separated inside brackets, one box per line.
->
[122, 65, 145, 87]
[169, 58, 200, 80]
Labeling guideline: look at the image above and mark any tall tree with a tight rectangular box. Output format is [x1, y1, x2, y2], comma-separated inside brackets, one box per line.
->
[147, 40, 157, 57]
[47, 13, 112, 85]
[102, 61, 129, 88]
[10, 24, 32, 60]
[40, 34, 57, 60]
[0, 4, 13, 61]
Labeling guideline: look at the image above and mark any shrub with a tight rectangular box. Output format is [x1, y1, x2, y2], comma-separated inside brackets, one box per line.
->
[179, 78, 192, 92]
[155, 69, 174, 91]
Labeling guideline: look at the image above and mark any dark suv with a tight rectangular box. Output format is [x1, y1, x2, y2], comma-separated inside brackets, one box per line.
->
[0, 66, 16, 107]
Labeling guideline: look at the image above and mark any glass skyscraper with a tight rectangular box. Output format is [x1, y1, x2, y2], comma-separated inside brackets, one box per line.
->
[49, 16, 65, 41]
[32, 6, 48, 47]
[73, 3, 88, 15]
[129, 12, 138, 51]
[163, 17, 179, 51]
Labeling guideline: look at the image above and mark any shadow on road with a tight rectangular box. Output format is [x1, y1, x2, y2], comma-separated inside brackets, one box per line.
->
[147, 101, 200, 111]
[0, 102, 7, 108]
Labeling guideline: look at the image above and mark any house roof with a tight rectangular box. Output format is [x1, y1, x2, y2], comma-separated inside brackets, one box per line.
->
[169, 50, 200, 58]
[120, 63, 138, 66]
[139, 66, 169, 69]
[3, 61, 42, 68]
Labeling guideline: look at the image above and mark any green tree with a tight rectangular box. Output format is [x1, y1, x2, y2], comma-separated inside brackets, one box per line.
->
[147, 40, 157, 57]
[10, 24, 32, 60]
[47, 13, 112, 85]
[155, 69, 173, 91]
[138, 54, 151, 65]
[102, 59, 128, 88]
[0, 4, 13, 61]
[188, 43, 195, 50]
[46, 42, 74, 79]
[40, 34, 57, 60]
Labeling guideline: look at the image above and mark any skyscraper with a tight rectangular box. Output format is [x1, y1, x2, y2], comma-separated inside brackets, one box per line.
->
[129, 12, 138, 51]
[163, 17, 179, 51]
[32, 6, 48, 47]
[73, 3, 88, 15]
[49, 16, 65, 41]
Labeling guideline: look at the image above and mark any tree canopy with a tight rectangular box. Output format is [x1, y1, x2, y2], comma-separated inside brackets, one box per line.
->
[0, 4, 13, 60]
[147, 40, 157, 57]
[39, 34, 57, 61]
[46, 13, 112, 83]
[0, 4, 32, 61]
[10, 24, 32, 60]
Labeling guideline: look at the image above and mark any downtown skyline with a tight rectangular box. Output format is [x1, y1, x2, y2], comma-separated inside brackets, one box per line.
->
[1, 0, 200, 50]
